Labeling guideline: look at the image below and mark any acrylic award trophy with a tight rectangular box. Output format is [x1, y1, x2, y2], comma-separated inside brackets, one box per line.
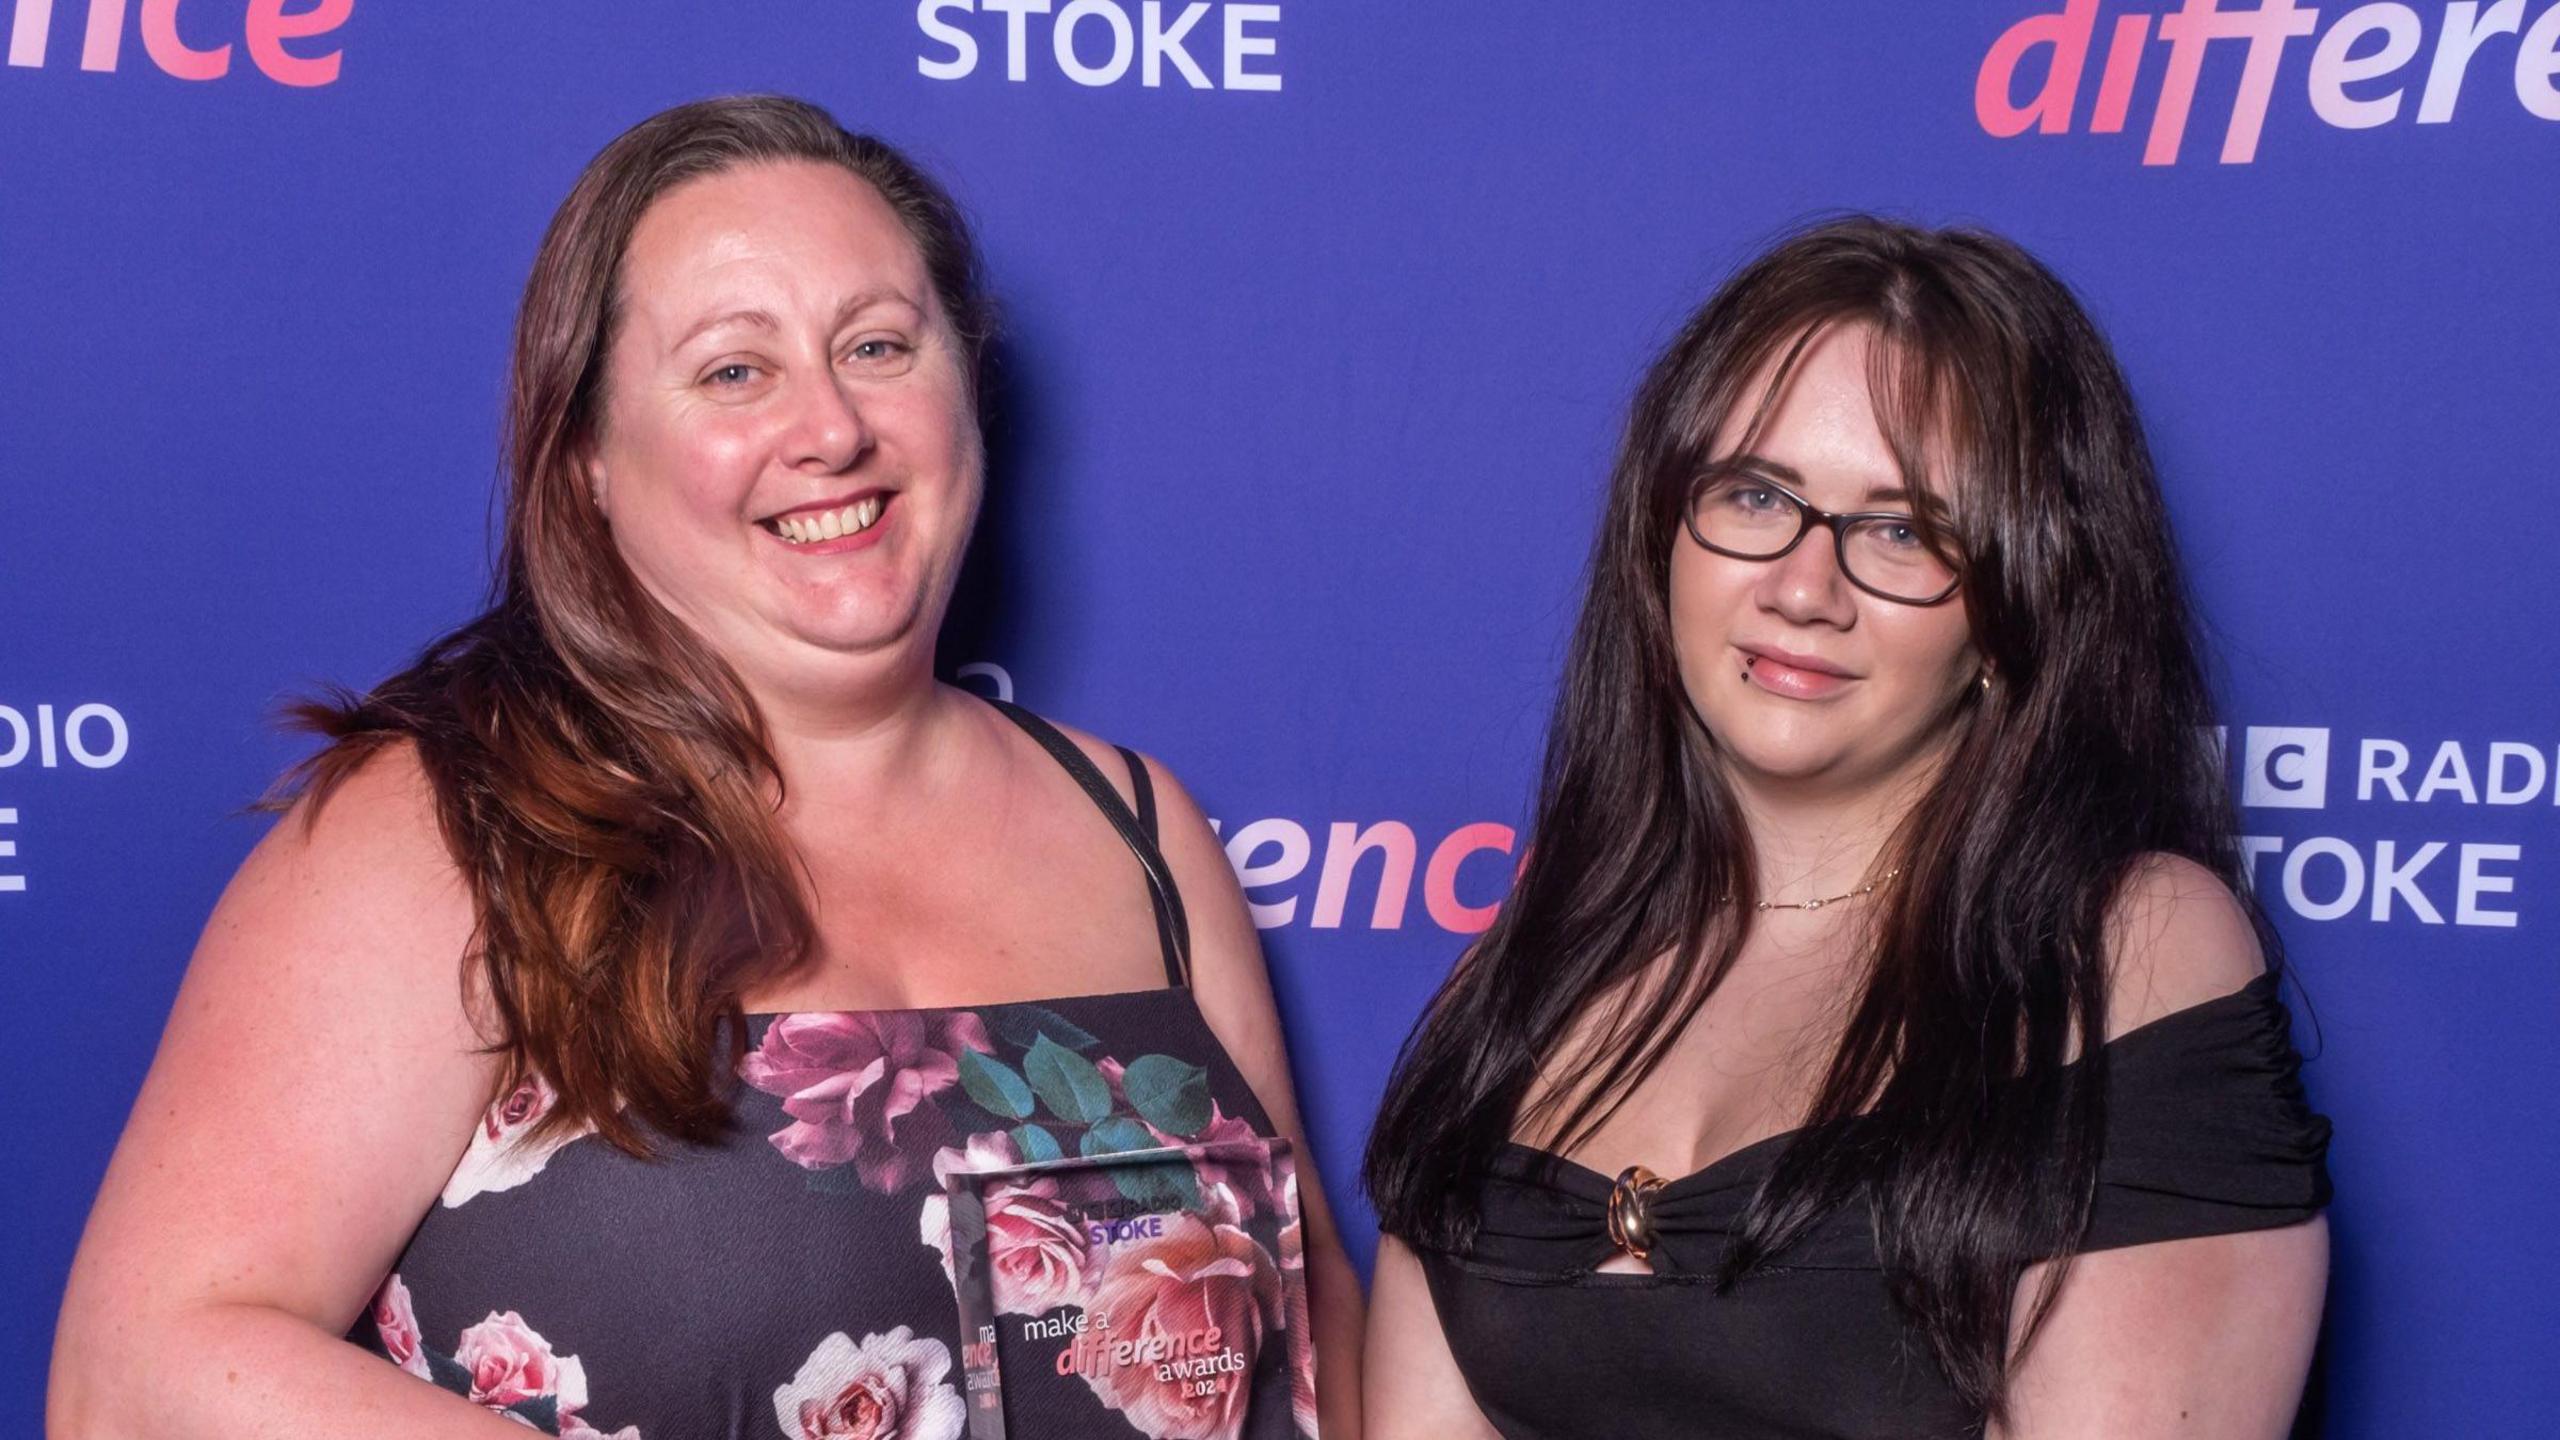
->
[946, 1137, 1316, 1440]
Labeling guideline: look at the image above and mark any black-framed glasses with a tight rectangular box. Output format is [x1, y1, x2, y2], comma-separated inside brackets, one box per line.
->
[1683, 466, 1964, 606]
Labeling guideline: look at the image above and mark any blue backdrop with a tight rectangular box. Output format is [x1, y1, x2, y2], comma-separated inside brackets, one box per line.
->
[5, 2, 2555, 1433]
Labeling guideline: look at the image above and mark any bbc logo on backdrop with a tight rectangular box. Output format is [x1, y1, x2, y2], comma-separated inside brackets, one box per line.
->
[2243, 726, 2331, 809]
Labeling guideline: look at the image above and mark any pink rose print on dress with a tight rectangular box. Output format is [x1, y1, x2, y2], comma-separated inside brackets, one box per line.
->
[441, 1070, 594, 1208]
[369, 1273, 431, 1380]
[1077, 1213, 1284, 1440]
[1136, 1101, 1272, 1219]
[917, 1131, 1099, 1317]
[450, 1310, 640, 1438]
[453, 1310, 585, 1412]
[369, 1288, 638, 1436]
[743, 1010, 994, 1192]
[771, 1327, 968, 1440]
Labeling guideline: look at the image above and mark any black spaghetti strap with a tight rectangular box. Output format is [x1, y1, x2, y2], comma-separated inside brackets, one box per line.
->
[1111, 745, 1187, 988]
[989, 699, 1192, 988]
[1116, 744, 1160, 842]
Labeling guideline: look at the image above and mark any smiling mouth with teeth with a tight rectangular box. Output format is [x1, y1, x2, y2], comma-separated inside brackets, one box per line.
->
[764, 494, 887, 545]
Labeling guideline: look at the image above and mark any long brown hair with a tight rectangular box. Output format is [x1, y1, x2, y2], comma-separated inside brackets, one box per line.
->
[280, 95, 990, 1154]
[1366, 217, 2264, 1419]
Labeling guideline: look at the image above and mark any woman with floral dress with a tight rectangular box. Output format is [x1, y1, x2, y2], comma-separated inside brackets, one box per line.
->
[50, 95, 1360, 1440]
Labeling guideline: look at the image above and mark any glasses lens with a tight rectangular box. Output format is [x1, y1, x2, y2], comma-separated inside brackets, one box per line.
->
[1842, 516, 1959, 602]
[1689, 474, 1801, 557]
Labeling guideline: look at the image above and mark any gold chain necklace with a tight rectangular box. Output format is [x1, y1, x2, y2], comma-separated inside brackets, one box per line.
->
[1753, 866, 1901, 913]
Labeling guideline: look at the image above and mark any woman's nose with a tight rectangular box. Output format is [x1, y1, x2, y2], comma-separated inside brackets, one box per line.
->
[786, 370, 872, 474]
[1756, 525, 1857, 627]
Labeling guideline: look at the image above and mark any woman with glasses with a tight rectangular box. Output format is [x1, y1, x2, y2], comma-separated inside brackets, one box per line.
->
[1361, 217, 2330, 1438]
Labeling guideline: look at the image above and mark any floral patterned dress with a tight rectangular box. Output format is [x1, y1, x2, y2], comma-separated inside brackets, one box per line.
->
[354, 706, 1318, 1440]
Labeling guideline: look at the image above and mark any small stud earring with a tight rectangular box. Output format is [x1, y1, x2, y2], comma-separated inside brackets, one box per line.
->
[1978, 672, 1993, 693]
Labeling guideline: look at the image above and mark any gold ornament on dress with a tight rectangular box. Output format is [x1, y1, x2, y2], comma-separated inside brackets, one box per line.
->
[1607, 1164, 1669, 1262]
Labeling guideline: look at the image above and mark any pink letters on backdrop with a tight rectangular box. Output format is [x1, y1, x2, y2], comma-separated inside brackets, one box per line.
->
[6, 0, 350, 85]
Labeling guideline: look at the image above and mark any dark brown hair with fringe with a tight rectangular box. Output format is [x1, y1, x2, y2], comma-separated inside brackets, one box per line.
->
[1366, 216, 2265, 1421]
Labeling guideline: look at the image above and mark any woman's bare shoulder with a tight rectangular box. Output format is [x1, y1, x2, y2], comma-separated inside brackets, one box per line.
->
[209, 740, 487, 1041]
[2101, 852, 2267, 1041]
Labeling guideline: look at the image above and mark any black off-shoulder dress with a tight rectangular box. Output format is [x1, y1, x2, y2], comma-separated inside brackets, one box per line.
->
[1414, 973, 2332, 1439]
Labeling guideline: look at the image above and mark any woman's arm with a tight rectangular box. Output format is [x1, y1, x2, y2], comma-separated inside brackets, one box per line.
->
[1143, 757, 1368, 1440]
[1365, 1236, 1503, 1440]
[1993, 855, 2328, 1438]
[1996, 1222, 2327, 1439]
[48, 749, 525, 1439]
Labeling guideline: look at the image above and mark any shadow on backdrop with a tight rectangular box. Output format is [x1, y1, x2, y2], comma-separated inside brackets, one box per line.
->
[940, 331, 1047, 696]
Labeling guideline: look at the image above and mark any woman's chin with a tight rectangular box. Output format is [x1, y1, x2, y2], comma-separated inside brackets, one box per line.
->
[1717, 736, 1895, 795]
[794, 621, 929, 671]
[760, 585, 929, 655]
[1727, 752, 1850, 792]
[1721, 731, 1958, 806]
[712, 613, 935, 703]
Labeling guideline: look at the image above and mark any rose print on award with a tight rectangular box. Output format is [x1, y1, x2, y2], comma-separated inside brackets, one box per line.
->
[943, 1139, 1316, 1440]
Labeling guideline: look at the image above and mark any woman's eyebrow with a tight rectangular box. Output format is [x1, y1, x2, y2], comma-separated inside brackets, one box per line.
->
[669, 291, 920, 352]
[1719, 453, 1807, 484]
[1865, 484, 1959, 524]
[1720, 455, 1943, 515]
[829, 288, 920, 327]
[672, 307, 778, 350]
